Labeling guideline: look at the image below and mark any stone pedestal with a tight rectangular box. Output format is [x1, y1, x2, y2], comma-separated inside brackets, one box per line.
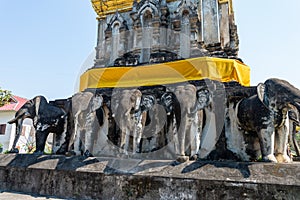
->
[0, 154, 299, 199]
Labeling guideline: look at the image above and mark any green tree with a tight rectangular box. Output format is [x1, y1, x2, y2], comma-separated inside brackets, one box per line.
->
[0, 88, 12, 107]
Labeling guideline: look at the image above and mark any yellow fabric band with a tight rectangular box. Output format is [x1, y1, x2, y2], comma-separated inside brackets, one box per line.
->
[79, 57, 250, 91]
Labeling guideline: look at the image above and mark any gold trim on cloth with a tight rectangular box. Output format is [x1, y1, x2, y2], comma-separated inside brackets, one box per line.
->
[80, 57, 250, 91]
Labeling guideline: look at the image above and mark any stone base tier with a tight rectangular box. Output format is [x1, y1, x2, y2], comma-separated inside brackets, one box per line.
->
[0, 154, 299, 199]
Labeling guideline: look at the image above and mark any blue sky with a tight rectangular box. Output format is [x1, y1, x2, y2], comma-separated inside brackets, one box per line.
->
[1, 0, 300, 100]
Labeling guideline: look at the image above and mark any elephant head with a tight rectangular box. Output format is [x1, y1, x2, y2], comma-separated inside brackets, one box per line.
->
[257, 78, 300, 112]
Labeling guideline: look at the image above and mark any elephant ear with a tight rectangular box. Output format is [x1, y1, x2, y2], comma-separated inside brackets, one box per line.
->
[257, 83, 268, 107]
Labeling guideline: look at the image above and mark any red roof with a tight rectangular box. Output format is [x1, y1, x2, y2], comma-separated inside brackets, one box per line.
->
[0, 95, 28, 111]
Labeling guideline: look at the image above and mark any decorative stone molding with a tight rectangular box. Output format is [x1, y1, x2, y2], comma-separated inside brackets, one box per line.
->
[93, 0, 240, 68]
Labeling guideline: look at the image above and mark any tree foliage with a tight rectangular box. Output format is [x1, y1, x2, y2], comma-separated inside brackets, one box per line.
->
[0, 88, 12, 107]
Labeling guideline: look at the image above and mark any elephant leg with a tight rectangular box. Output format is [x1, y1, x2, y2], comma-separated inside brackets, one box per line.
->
[84, 129, 94, 157]
[185, 118, 193, 157]
[73, 130, 82, 155]
[52, 133, 62, 154]
[9, 120, 23, 153]
[68, 114, 79, 154]
[124, 127, 130, 154]
[176, 118, 189, 162]
[132, 124, 138, 154]
[118, 118, 126, 149]
[35, 131, 49, 153]
[133, 125, 143, 154]
[190, 112, 202, 160]
[53, 117, 68, 155]
[10, 130, 21, 153]
[132, 131, 137, 154]
[134, 113, 145, 153]
[257, 128, 277, 162]
[84, 112, 98, 157]
[224, 104, 249, 161]
[293, 130, 300, 157]
[54, 128, 69, 155]
[73, 114, 85, 155]
[275, 125, 291, 163]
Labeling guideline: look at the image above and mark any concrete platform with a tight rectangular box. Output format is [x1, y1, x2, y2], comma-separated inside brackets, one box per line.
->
[0, 154, 299, 199]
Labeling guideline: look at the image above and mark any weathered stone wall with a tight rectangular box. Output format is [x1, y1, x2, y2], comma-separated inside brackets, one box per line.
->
[0, 154, 299, 199]
[94, 0, 239, 67]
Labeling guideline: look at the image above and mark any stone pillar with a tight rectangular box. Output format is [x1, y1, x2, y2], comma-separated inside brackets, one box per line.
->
[95, 19, 107, 67]
[132, 15, 142, 60]
[140, 12, 153, 63]
[190, 14, 201, 57]
[159, 5, 169, 52]
[110, 23, 120, 65]
[219, 2, 230, 48]
[202, 0, 220, 44]
[104, 25, 112, 66]
[152, 16, 161, 53]
[179, 12, 190, 58]
[197, 0, 203, 42]
[119, 24, 128, 57]
[171, 17, 181, 58]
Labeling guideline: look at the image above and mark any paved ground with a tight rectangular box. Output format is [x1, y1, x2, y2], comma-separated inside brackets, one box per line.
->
[0, 191, 66, 200]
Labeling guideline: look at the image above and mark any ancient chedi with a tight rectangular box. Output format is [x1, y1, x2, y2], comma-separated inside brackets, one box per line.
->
[91, 0, 239, 67]
[73, 0, 249, 161]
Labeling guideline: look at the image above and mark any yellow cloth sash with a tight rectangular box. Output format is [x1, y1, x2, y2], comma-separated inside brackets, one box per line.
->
[80, 57, 250, 91]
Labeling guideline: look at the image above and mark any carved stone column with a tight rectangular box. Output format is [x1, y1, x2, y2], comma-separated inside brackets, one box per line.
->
[171, 17, 181, 58]
[218, 2, 230, 48]
[131, 12, 142, 60]
[152, 16, 161, 53]
[119, 21, 128, 57]
[104, 25, 112, 66]
[159, 5, 169, 52]
[202, 0, 220, 44]
[190, 14, 201, 57]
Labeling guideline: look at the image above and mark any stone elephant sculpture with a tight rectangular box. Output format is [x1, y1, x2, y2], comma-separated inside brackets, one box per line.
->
[172, 84, 212, 162]
[288, 105, 300, 157]
[226, 78, 300, 163]
[136, 93, 157, 153]
[111, 89, 142, 154]
[137, 91, 178, 154]
[8, 96, 67, 154]
[68, 91, 104, 156]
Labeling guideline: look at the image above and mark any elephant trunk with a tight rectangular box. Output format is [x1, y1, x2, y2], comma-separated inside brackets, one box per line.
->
[7, 117, 17, 124]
